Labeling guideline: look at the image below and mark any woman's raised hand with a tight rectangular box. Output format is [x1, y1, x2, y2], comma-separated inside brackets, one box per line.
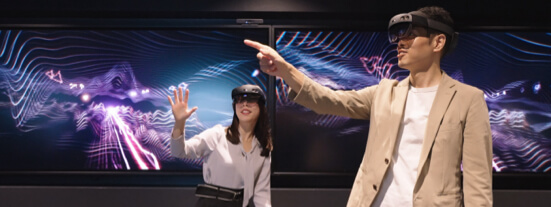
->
[167, 87, 198, 126]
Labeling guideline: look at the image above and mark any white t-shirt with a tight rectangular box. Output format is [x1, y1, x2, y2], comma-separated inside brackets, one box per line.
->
[171, 124, 271, 207]
[373, 84, 438, 207]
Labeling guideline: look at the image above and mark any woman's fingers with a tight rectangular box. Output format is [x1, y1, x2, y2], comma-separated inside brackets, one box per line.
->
[183, 89, 190, 105]
[167, 95, 174, 106]
[189, 106, 198, 115]
[178, 87, 184, 103]
[173, 88, 179, 103]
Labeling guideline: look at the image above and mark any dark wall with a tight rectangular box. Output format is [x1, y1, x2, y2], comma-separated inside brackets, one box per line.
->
[1, 1, 551, 206]
[1, 0, 550, 28]
[1, 187, 551, 207]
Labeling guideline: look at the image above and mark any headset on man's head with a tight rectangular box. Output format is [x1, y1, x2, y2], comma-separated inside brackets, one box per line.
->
[388, 11, 459, 53]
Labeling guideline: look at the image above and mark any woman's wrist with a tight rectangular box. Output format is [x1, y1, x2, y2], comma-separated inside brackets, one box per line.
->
[172, 121, 186, 138]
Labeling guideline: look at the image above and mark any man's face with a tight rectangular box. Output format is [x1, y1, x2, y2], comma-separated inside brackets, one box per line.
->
[396, 26, 435, 71]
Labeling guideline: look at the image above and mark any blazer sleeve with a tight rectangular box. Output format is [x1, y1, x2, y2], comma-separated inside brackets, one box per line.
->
[170, 125, 222, 159]
[288, 77, 378, 120]
[462, 91, 493, 206]
[253, 155, 272, 207]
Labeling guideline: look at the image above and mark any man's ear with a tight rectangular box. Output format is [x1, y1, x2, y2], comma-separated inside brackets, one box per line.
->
[432, 34, 446, 53]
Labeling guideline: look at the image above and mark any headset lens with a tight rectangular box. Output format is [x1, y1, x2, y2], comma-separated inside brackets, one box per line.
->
[233, 94, 261, 104]
[388, 23, 413, 43]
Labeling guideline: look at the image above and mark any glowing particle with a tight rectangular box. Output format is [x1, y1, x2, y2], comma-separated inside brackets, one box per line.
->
[251, 69, 260, 77]
[128, 90, 138, 97]
[533, 82, 541, 94]
[81, 93, 90, 102]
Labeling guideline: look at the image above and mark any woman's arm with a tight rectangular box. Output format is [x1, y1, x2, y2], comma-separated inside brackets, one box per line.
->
[170, 125, 222, 159]
[168, 87, 216, 159]
[168, 87, 197, 139]
[253, 155, 272, 207]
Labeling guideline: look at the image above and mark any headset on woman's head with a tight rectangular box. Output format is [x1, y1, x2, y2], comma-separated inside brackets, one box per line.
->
[231, 84, 266, 104]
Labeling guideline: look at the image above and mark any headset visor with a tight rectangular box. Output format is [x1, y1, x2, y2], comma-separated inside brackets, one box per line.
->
[388, 11, 456, 44]
[388, 23, 414, 43]
[233, 93, 262, 104]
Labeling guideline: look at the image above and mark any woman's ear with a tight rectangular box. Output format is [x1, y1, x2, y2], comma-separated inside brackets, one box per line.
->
[432, 33, 446, 53]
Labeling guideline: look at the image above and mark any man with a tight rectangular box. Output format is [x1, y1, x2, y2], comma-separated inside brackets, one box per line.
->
[245, 6, 492, 207]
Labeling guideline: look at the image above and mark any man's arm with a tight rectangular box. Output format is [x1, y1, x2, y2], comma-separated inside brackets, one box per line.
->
[244, 39, 305, 92]
[244, 39, 377, 119]
[462, 90, 493, 206]
[289, 77, 377, 119]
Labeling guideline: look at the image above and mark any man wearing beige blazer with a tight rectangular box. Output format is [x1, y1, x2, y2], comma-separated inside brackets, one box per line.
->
[245, 6, 492, 207]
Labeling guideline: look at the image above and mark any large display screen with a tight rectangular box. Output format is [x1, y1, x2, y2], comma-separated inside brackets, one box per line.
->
[0, 28, 269, 171]
[273, 29, 551, 174]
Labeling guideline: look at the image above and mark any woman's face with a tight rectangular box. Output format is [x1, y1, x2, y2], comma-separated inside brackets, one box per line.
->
[234, 94, 261, 124]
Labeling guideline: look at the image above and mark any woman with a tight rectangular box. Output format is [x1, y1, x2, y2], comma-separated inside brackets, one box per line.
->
[168, 84, 272, 207]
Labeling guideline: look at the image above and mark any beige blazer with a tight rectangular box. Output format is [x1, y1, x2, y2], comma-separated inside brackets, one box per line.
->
[290, 72, 493, 207]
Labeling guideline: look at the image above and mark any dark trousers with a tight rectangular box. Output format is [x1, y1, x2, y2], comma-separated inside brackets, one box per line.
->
[195, 197, 244, 207]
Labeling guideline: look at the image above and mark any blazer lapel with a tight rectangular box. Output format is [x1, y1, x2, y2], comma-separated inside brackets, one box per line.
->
[386, 78, 409, 150]
[415, 72, 457, 183]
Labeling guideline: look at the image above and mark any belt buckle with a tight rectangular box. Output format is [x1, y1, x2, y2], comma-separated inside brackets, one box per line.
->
[218, 187, 241, 201]
[232, 190, 242, 201]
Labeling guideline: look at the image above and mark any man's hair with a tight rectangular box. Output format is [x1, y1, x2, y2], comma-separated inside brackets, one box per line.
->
[417, 6, 455, 56]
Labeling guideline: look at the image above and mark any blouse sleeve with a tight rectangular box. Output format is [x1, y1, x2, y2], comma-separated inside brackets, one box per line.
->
[253, 155, 272, 207]
[170, 125, 223, 159]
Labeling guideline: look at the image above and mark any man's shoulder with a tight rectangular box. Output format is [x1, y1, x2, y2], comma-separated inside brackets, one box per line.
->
[378, 78, 401, 86]
[447, 77, 484, 96]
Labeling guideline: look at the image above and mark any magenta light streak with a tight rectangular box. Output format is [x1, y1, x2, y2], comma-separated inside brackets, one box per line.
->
[492, 159, 502, 172]
[359, 56, 395, 79]
[107, 106, 160, 170]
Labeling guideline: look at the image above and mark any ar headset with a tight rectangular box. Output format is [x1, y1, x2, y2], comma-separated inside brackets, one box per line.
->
[231, 84, 266, 104]
[388, 11, 459, 53]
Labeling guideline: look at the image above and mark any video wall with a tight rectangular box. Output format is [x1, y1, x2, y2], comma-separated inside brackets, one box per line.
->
[0, 28, 269, 171]
[273, 29, 551, 173]
[0, 24, 550, 187]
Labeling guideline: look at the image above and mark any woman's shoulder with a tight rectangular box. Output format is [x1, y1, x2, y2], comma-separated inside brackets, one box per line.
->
[206, 124, 227, 136]
[211, 124, 226, 130]
[197, 124, 227, 141]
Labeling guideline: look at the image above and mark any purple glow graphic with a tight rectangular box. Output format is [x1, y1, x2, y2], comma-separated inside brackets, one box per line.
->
[274, 30, 551, 173]
[0, 29, 268, 171]
[359, 56, 396, 79]
[45, 69, 63, 84]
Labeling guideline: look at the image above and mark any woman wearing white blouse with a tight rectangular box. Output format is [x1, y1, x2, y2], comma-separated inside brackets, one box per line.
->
[168, 85, 273, 207]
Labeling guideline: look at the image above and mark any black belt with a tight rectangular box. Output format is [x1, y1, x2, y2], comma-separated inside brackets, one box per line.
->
[195, 184, 244, 202]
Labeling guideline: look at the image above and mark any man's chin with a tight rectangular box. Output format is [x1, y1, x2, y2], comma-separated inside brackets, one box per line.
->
[397, 62, 410, 70]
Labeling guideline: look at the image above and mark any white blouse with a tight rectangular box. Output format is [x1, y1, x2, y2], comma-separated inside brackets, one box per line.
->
[171, 124, 271, 207]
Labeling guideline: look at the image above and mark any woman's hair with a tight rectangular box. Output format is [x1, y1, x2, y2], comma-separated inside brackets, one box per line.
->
[225, 97, 273, 157]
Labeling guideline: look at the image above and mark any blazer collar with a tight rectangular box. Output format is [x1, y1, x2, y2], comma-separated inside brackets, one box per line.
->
[398, 71, 455, 88]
